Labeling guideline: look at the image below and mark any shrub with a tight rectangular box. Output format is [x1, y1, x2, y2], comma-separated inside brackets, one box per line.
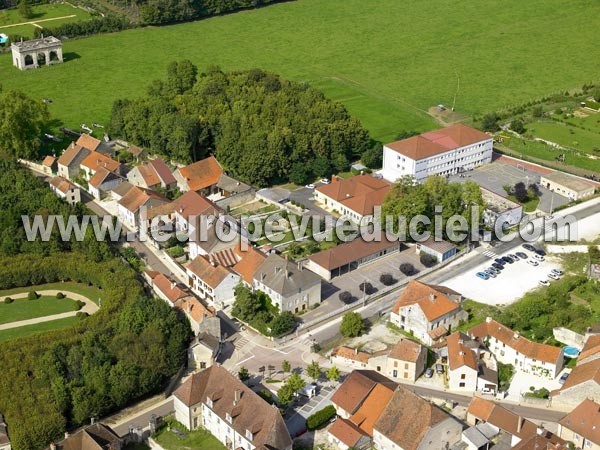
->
[167, 245, 185, 258]
[56, 292, 65, 299]
[358, 281, 374, 294]
[420, 253, 437, 268]
[399, 263, 415, 276]
[27, 290, 38, 300]
[339, 291, 353, 304]
[75, 300, 86, 310]
[307, 405, 336, 430]
[4, 297, 14, 304]
[380, 274, 396, 286]
[75, 311, 88, 319]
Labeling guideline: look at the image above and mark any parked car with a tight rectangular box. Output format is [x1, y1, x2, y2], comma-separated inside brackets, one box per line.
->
[516, 252, 528, 259]
[535, 249, 546, 256]
[476, 272, 489, 280]
[551, 269, 564, 276]
[319, 178, 330, 184]
[484, 269, 497, 278]
[533, 254, 545, 262]
[305, 184, 316, 189]
[509, 254, 519, 261]
[494, 258, 506, 266]
[435, 364, 444, 374]
[559, 372, 569, 384]
[527, 259, 539, 266]
[548, 272, 561, 280]
[538, 279, 550, 287]
[522, 243, 536, 252]
[425, 368, 434, 378]
[502, 256, 514, 264]
[492, 263, 504, 271]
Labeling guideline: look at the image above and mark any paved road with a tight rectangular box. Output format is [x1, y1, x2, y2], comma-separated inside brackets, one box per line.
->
[112, 398, 175, 437]
[0, 289, 99, 331]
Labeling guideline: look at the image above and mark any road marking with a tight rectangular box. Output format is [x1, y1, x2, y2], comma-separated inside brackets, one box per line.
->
[235, 355, 255, 366]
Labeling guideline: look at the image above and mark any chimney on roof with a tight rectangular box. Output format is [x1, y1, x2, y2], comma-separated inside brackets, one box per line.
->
[536, 426, 544, 436]
[234, 390, 242, 405]
[91, 417, 96, 425]
[64, 432, 70, 440]
[459, 351, 464, 356]
[355, 348, 358, 355]
[517, 417, 523, 433]
[187, 302, 191, 314]
[486, 317, 493, 323]
[171, 281, 176, 290]
[429, 293, 436, 301]
[514, 332, 520, 339]
[50, 444, 56, 450]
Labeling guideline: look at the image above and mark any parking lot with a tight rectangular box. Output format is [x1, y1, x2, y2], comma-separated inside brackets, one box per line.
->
[443, 247, 564, 305]
[448, 159, 569, 213]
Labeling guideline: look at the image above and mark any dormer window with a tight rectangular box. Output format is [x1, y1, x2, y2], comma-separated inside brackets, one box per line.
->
[245, 429, 253, 441]
[226, 413, 232, 423]
[206, 397, 213, 408]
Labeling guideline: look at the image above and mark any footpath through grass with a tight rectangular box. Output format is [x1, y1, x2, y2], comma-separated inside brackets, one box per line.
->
[1, 0, 599, 141]
[0, 296, 80, 325]
[0, 281, 102, 304]
[0, 3, 92, 39]
[0, 316, 83, 342]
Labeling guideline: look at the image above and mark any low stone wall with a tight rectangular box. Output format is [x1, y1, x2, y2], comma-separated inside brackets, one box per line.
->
[553, 327, 585, 349]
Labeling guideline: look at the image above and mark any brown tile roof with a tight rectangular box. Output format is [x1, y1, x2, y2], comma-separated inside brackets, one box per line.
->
[186, 255, 234, 289]
[428, 325, 448, 340]
[330, 370, 396, 415]
[308, 237, 399, 271]
[469, 318, 563, 364]
[316, 173, 390, 216]
[152, 273, 191, 304]
[579, 334, 600, 364]
[147, 190, 222, 221]
[57, 144, 90, 167]
[385, 124, 491, 160]
[559, 399, 600, 445]
[137, 163, 161, 187]
[50, 176, 77, 194]
[174, 365, 292, 450]
[206, 245, 266, 285]
[392, 280, 462, 322]
[76, 134, 102, 152]
[149, 158, 176, 185]
[328, 418, 367, 447]
[52, 423, 121, 450]
[89, 167, 121, 189]
[118, 186, 167, 213]
[467, 398, 537, 439]
[128, 144, 144, 157]
[373, 386, 453, 450]
[447, 332, 478, 371]
[388, 339, 425, 363]
[555, 359, 600, 393]
[511, 430, 568, 450]
[81, 151, 120, 174]
[42, 155, 56, 167]
[332, 346, 371, 364]
[350, 383, 395, 436]
[177, 156, 223, 191]
[176, 297, 215, 324]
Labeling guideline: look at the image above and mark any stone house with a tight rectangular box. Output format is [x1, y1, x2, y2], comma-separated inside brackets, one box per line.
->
[49, 176, 81, 205]
[57, 143, 91, 180]
[558, 399, 600, 450]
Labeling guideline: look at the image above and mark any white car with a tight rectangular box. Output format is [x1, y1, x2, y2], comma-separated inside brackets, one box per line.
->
[320, 178, 330, 184]
[538, 279, 550, 287]
[551, 268, 564, 276]
[533, 254, 545, 262]
[305, 184, 316, 189]
[548, 272, 561, 280]
[527, 259, 539, 266]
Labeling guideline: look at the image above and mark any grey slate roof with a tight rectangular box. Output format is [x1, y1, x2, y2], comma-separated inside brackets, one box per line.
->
[217, 174, 252, 195]
[12, 36, 61, 51]
[254, 254, 320, 296]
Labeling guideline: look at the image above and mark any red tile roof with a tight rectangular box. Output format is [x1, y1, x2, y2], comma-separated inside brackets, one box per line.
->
[559, 399, 600, 445]
[388, 339, 425, 363]
[308, 237, 399, 271]
[149, 158, 176, 185]
[328, 418, 367, 447]
[118, 186, 167, 213]
[89, 167, 121, 189]
[579, 334, 600, 363]
[392, 280, 462, 322]
[57, 144, 89, 167]
[385, 124, 491, 160]
[76, 134, 102, 152]
[469, 318, 563, 364]
[467, 398, 537, 438]
[177, 156, 223, 192]
[186, 255, 234, 289]
[152, 273, 191, 304]
[330, 370, 396, 415]
[350, 383, 395, 435]
[176, 297, 215, 324]
[555, 358, 600, 393]
[316, 173, 390, 216]
[332, 346, 371, 364]
[49, 176, 77, 194]
[81, 151, 120, 174]
[447, 332, 478, 371]
[42, 155, 56, 167]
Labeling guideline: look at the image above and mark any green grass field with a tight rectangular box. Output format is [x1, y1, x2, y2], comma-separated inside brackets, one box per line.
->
[529, 120, 600, 153]
[154, 420, 226, 450]
[0, 3, 92, 39]
[0, 316, 82, 342]
[1, 0, 599, 142]
[0, 282, 102, 304]
[0, 295, 79, 324]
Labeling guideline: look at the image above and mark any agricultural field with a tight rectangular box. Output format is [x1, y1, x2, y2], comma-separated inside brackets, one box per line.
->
[0, 3, 92, 39]
[1, 0, 599, 142]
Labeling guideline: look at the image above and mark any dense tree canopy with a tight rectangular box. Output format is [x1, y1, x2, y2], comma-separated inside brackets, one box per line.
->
[0, 91, 49, 160]
[111, 64, 371, 186]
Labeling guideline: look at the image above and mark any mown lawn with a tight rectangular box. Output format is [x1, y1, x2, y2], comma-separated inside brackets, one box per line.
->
[0, 316, 83, 342]
[0, 296, 80, 325]
[0, 281, 102, 304]
[1, 0, 599, 142]
[153, 420, 226, 450]
[508, 194, 540, 213]
[529, 120, 600, 153]
[0, 3, 92, 39]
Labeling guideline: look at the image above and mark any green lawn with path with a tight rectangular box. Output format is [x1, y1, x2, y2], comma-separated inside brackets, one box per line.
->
[1, 0, 599, 142]
[0, 295, 80, 325]
[153, 420, 226, 450]
[0, 3, 92, 39]
[529, 120, 600, 153]
[0, 316, 83, 342]
[0, 281, 102, 304]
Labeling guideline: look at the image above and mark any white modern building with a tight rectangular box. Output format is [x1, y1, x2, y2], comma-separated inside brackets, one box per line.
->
[381, 124, 493, 183]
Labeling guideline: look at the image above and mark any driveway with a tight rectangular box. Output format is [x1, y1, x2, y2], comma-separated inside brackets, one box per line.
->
[290, 184, 330, 218]
[285, 384, 336, 437]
